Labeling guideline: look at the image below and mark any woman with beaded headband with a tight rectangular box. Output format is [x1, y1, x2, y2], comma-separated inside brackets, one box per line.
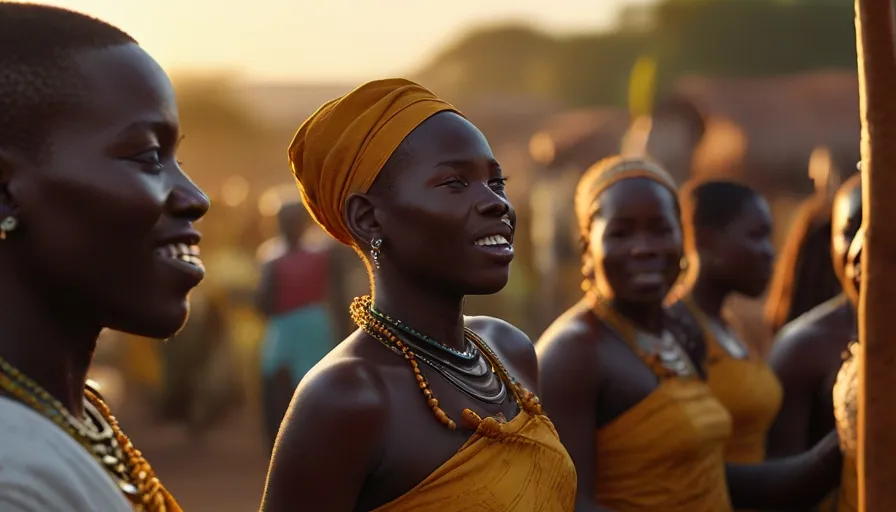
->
[537, 156, 841, 511]
[260, 78, 576, 511]
[0, 3, 206, 511]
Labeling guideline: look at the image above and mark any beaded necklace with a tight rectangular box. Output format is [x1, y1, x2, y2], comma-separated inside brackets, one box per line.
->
[0, 355, 179, 512]
[369, 303, 477, 359]
[681, 295, 750, 362]
[350, 295, 543, 431]
[589, 294, 699, 380]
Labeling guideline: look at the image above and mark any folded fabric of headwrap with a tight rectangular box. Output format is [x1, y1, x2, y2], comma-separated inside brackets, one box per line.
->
[288, 78, 460, 246]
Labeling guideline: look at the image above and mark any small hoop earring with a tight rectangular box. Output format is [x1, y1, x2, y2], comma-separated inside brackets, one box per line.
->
[370, 237, 383, 270]
[0, 215, 18, 240]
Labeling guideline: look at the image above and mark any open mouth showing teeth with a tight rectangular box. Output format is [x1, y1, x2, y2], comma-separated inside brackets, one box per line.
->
[156, 243, 204, 271]
[474, 234, 511, 247]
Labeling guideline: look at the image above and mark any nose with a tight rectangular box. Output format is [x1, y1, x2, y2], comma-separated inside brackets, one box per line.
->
[475, 184, 510, 218]
[762, 242, 775, 265]
[165, 172, 210, 222]
[630, 233, 660, 257]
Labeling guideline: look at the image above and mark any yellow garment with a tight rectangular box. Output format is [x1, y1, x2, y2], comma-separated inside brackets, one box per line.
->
[685, 299, 783, 464]
[288, 78, 460, 246]
[594, 379, 733, 512]
[574, 155, 677, 239]
[372, 409, 576, 511]
[833, 342, 859, 512]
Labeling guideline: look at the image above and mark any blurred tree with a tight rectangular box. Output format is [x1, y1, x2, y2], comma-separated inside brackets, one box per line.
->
[416, 0, 857, 107]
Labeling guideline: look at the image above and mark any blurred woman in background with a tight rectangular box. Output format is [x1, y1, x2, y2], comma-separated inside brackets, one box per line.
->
[538, 156, 841, 512]
[669, 180, 781, 472]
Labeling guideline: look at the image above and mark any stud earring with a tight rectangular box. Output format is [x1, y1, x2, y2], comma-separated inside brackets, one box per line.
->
[679, 257, 689, 271]
[0, 204, 17, 240]
[370, 237, 383, 270]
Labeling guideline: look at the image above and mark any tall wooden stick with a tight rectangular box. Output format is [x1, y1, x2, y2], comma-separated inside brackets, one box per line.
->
[855, 0, 896, 510]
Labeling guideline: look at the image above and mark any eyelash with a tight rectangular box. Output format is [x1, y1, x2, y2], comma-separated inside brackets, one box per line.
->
[129, 149, 185, 173]
[440, 177, 509, 188]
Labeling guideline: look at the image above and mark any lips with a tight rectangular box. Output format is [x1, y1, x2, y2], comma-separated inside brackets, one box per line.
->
[155, 242, 205, 276]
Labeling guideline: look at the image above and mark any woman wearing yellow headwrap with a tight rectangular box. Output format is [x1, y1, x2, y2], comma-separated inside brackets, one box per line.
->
[537, 156, 841, 511]
[260, 79, 576, 512]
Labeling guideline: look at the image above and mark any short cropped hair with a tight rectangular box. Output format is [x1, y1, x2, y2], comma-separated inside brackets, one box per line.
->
[0, 2, 135, 155]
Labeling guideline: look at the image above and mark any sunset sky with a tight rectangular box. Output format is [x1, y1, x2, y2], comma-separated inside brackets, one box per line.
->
[43, 0, 653, 82]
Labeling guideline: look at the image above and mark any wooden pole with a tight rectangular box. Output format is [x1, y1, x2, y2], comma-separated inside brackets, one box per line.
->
[855, 0, 896, 510]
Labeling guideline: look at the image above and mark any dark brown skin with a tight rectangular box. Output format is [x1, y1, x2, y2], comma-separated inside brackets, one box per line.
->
[538, 179, 841, 510]
[260, 112, 538, 512]
[767, 177, 861, 465]
[688, 194, 775, 323]
[0, 43, 209, 416]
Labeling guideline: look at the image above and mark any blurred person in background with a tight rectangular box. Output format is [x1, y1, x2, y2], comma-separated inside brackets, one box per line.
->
[668, 181, 781, 476]
[157, 284, 234, 435]
[763, 157, 845, 335]
[0, 3, 209, 510]
[255, 199, 346, 449]
[538, 156, 840, 512]
[766, 172, 862, 511]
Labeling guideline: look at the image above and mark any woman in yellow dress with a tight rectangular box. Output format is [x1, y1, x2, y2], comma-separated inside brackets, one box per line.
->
[669, 180, 782, 467]
[260, 79, 576, 511]
[0, 4, 203, 510]
[537, 156, 841, 512]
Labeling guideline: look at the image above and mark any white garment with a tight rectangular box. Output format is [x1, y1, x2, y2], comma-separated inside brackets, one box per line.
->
[0, 396, 132, 511]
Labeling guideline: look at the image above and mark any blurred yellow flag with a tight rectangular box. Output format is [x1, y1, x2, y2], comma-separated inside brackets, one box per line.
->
[628, 56, 658, 119]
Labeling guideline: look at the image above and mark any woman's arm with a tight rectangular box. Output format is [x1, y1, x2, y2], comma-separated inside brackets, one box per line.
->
[766, 327, 822, 458]
[727, 430, 841, 509]
[537, 325, 614, 512]
[260, 357, 388, 511]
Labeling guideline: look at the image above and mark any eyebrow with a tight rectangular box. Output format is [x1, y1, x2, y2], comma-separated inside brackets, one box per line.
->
[117, 119, 180, 140]
[435, 158, 502, 172]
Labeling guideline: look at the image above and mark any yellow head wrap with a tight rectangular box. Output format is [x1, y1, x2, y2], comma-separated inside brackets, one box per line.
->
[288, 78, 460, 246]
[574, 155, 678, 239]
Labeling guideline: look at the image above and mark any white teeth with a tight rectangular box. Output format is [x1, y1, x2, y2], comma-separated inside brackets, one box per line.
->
[631, 272, 664, 285]
[475, 234, 510, 247]
[156, 243, 203, 269]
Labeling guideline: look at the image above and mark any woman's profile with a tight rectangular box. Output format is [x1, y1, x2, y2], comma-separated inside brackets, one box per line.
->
[0, 4, 208, 511]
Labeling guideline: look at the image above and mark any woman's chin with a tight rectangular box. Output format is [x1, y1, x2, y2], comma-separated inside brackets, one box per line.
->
[107, 302, 191, 340]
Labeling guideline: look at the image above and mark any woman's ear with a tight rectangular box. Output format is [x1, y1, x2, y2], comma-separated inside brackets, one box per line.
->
[345, 192, 381, 249]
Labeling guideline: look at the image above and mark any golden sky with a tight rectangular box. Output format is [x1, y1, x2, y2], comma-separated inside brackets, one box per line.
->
[44, 0, 651, 82]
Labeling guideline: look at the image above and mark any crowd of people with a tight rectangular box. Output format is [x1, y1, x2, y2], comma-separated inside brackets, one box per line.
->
[0, 3, 871, 512]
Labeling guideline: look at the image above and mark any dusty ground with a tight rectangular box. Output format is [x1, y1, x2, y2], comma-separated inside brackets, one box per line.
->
[116, 402, 270, 512]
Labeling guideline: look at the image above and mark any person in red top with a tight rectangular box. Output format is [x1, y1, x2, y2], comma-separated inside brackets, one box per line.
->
[256, 200, 345, 448]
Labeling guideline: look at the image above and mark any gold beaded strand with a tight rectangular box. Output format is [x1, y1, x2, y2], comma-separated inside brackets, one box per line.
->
[0, 355, 178, 512]
[350, 295, 542, 431]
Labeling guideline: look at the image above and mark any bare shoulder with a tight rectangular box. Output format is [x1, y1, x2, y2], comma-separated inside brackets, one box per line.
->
[263, 343, 391, 509]
[770, 303, 852, 379]
[277, 348, 390, 447]
[465, 315, 538, 387]
[536, 301, 601, 369]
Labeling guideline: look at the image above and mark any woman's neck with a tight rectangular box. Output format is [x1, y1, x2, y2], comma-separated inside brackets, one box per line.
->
[609, 297, 665, 336]
[372, 273, 466, 352]
[690, 274, 729, 321]
[0, 268, 99, 417]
